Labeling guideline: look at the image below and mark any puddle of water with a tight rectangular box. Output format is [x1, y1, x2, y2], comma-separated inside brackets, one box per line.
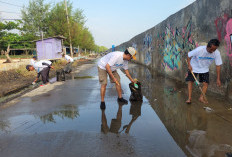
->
[128, 64, 232, 157]
[1, 62, 232, 156]
[0, 99, 186, 157]
[39, 104, 79, 124]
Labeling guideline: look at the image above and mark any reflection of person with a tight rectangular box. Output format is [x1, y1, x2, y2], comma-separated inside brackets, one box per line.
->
[98, 47, 137, 109]
[101, 101, 142, 134]
[121, 101, 142, 134]
[186, 130, 232, 156]
[26, 60, 54, 86]
[30, 56, 37, 65]
[101, 103, 124, 134]
[186, 39, 222, 104]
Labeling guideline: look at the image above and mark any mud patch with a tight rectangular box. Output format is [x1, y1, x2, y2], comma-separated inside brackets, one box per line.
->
[74, 76, 94, 79]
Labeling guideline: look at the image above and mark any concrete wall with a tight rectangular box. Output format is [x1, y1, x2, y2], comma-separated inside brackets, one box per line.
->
[115, 0, 232, 98]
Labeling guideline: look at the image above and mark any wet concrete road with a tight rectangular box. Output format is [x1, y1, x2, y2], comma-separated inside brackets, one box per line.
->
[0, 60, 232, 157]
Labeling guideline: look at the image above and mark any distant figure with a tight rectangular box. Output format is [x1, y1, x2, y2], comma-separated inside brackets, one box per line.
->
[30, 56, 37, 65]
[62, 53, 73, 73]
[62, 54, 74, 63]
[26, 60, 54, 86]
[98, 47, 137, 110]
[186, 39, 222, 104]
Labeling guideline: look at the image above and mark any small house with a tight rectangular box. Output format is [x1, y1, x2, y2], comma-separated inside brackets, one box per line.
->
[35, 36, 65, 60]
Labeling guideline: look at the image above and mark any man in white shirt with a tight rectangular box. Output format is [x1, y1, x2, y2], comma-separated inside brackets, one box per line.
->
[26, 60, 54, 86]
[186, 39, 222, 104]
[98, 47, 137, 109]
[62, 54, 74, 63]
[62, 54, 73, 73]
[30, 56, 37, 65]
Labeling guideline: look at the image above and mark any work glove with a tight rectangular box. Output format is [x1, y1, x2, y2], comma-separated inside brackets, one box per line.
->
[32, 82, 36, 85]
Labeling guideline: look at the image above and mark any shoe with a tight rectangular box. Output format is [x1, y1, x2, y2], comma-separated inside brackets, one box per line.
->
[117, 97, 128, 104]
[186, 99, 191, 104]
[100, 102, 106, 110]
[226, 152, 232, 157]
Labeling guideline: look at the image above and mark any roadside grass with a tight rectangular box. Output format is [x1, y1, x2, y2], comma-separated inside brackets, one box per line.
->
[15, 65, 36, 77]
[52, 59, 67, 69]
[13, 60, 67, 77]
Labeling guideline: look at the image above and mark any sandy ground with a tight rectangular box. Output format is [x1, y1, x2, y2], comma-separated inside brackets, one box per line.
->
[0, 59, 31, 71]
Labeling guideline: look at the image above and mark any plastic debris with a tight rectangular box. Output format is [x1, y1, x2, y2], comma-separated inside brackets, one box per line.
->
[203, 107, 213, 112]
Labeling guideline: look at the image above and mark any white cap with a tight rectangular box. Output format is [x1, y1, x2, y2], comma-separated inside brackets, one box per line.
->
[127, 47, 137, 60]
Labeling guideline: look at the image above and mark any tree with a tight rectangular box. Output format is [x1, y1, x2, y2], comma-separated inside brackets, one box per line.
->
[0, 21, 19, 49]
[47, 1, 70, 39]
[73, 9, 86, 26]
[20, 0, 106, 55]
[0, 21, 21, 62]
[21, 0, 50, 39]
[47, 1, 95, 51]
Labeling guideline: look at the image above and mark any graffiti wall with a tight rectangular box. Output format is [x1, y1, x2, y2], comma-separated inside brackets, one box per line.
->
[157, 19, 197, 72]
[225, 19, 232, 64]
[143, 34, 152, 66]
[115, 0, 232, 97]
[215, 14, 232, 65]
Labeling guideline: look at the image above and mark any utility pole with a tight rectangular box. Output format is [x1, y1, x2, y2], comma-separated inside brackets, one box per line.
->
[64, 0, 73, 58]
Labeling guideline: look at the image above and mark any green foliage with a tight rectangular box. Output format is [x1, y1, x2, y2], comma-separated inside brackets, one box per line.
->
[95, 45, 108, 53]
[46, 0, 96, 51]
[21, 0, 50, 38]
[73, 9, 86, 26]
[0, 21, 22, 50]
[47, 1, 69, 37]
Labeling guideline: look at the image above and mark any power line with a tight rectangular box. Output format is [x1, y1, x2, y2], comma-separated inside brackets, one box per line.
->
[0, 1, 22, 8]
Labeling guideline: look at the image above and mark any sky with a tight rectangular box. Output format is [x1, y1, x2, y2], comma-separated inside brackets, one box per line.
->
[0, 0, 196, 48]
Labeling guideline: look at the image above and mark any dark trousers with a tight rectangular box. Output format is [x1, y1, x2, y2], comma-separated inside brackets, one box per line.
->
[41, 67, 50, 84]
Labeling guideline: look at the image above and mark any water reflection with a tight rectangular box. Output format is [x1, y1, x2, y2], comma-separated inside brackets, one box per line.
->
[0, 120, 10, 132]
[129, 64, 232, 156]
[101, 101, 142, 134]
[186, 130, 232, 157]
[40, 104, 79, 123]
[122, 101, 142, 134]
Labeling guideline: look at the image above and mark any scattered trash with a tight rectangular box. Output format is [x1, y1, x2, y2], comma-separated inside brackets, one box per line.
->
[129, 81, 143, 101]
[203, 107, 213, 112]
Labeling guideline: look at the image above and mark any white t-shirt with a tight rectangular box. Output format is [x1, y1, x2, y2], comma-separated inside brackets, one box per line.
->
[188, 46, 222, 73]
[30, 59, 36, 65]
[98, 51, 128, 71]
[65, 55, 74, 62]
[34, 60, 52, 73]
